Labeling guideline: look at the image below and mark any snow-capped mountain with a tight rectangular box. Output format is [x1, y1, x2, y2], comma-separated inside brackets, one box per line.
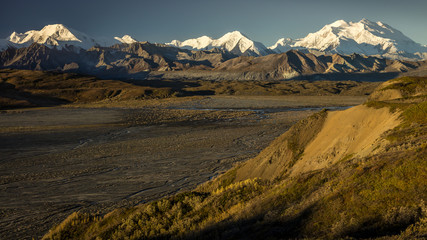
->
[1, 20, 426, 61]
[167, 31, 270, 56]
[4, 24, 113, 50]
[269, 19, 427, 60]
[114, 35, 138, 44]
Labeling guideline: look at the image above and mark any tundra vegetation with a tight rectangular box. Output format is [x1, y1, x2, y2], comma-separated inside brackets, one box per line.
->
[43, 77, 427, 239]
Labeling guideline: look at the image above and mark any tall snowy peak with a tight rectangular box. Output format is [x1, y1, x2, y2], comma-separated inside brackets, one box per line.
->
[167, 31, 269, 56]
[114, 35, 138, 44]
[270, 19, 427, 60]
[295, 19, 421, 53]
[6, 24, 110, 50]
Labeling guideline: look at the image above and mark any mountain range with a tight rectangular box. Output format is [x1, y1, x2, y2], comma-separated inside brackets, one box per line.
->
[1, 19, 426, 61]
[170, 19, 427, 60]
[2, 40, 423, 81]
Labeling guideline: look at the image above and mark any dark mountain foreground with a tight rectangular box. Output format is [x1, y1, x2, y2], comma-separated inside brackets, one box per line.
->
[42, 76, 427, 239]
[1, 42, 426, 81]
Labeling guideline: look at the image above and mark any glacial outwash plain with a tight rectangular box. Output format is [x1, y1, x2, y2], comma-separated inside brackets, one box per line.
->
[0, 18, 426, 240]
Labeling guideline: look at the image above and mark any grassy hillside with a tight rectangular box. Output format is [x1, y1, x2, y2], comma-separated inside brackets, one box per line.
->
[43, 77, 426, 239]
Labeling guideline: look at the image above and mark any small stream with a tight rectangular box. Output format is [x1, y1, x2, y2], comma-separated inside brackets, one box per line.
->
[167, 105, 353, 114]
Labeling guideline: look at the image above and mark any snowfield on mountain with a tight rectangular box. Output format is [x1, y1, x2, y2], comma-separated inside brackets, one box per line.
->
[269, 19, 427, 60]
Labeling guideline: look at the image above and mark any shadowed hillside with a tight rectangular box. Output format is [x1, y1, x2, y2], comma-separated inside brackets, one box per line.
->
[0, 69, 381, 110]
[42, 76, 427, 239]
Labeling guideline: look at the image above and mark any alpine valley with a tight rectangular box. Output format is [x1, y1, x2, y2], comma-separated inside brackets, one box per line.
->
[1, 18, 427, 240]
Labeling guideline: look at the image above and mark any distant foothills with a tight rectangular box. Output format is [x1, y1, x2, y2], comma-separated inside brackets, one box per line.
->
[0, 19, 426, 80]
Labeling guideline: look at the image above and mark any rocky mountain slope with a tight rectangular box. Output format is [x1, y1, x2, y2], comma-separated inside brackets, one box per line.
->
[0, 41, 238, 78]
[213, 50, 425, 79]
[0, 40, 424, 81]
[269, 19, 427, 60]
[42, 76, 427, 239]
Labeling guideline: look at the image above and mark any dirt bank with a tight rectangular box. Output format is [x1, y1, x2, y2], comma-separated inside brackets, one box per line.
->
[290, 105, 401, 175]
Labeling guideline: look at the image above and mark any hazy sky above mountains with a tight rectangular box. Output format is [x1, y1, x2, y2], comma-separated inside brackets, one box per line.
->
[1, 0, 426, 45]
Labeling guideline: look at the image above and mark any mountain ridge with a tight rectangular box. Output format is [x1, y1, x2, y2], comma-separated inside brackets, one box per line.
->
[1, 19, 426, 80]
[1, 42, 424, 81]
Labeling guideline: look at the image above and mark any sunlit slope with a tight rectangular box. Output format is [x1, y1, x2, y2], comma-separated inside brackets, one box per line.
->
[43, 76, 427, 239]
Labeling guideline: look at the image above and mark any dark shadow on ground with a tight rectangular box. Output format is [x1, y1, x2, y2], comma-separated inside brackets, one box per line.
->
[97, 71, 401, 83]
[0, 86, 70, 109]
[153, 205, 316, 240]
[141, 200, 415, 240]
[288, 72, 401, 82]
[120, 78, 216, 96]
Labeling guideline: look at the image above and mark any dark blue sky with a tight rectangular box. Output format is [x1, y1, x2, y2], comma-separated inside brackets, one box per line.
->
[1, 0, 426, 46]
